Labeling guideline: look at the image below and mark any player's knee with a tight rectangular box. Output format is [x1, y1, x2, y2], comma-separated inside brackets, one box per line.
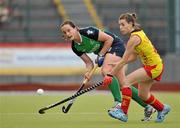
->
[138, 92, 147, 101]
[101, 67, 111, 76]
[138, 93, 143, 99]
[121, 78, 131, 87]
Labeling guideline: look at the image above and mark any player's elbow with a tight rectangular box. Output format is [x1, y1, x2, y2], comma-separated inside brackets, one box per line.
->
[106, 36, 113, 46]
[109, 37, 114, 44]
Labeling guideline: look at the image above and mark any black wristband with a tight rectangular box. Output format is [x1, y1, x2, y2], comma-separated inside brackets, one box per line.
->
[107, 74, 113, 77]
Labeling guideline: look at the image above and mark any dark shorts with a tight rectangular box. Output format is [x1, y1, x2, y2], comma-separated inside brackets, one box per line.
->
[108, 42, 125, 57]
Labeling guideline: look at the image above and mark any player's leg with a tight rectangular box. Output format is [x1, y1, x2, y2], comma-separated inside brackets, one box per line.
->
[105, 60, 155, 121]
[138, 80, 170, 122]
[115, 63, 150, 108]
[114, 63, 148, 108]
[110, 68, 152, 122]
[116, 65, 155, 121]
[102, 54, 144, 110]
[102, 43, 126, 106]
[101, 53, 122, 104]
[142, 64, 171, 122]
[131, 85, 156, 121]
[131, 86, 147, 107]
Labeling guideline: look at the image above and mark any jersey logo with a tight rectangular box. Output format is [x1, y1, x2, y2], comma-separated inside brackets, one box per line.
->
[87, 30, 94, 35]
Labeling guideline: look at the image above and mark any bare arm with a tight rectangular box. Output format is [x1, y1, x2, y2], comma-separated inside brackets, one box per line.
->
[97, 30, 113, 55]
[111, 35, 140, 75]
[128, 52, 137, 62]
[80, 53, 94, 72]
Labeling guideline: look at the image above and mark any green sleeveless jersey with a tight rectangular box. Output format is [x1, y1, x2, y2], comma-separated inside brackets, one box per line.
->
[74, 35, 103, 54]
[71, 26, 124, 56]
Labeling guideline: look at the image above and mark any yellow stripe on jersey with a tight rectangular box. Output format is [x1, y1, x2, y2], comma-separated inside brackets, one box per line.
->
[131, 30, 162, 66]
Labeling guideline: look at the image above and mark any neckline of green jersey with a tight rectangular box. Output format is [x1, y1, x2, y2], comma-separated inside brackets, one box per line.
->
[74, 33, 83, 45]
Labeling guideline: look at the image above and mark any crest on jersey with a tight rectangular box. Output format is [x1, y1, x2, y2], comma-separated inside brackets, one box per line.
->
[87, 30, 94, 35]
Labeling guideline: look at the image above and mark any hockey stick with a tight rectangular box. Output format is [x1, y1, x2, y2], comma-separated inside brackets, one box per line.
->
[62, 64, 98, 113]
[38, 81, 103, 114]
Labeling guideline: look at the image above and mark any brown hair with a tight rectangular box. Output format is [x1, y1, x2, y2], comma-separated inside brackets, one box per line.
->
[60, 20, 79, 30]
[119, 12, 141, 30]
